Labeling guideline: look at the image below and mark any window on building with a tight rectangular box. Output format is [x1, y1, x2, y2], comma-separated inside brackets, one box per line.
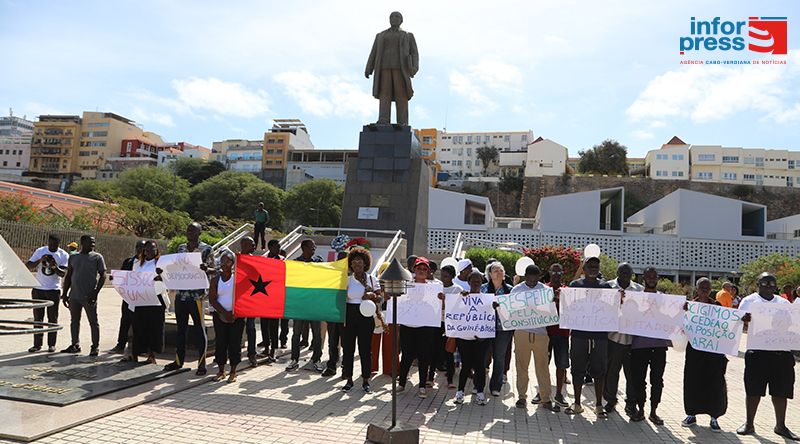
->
[722, 172, 737, 180]
[15, 162, 19, 167]
[743, 157, 755, 164]
[788, 176, 794, 187]
[722, 156, 739, 163]
[794, 229, 800, 238]
[466, 135, 473, 144]
[789, 160, 795, 169]
[466, 148, 472, 156]
[2, 161, 6, 166]
[484, 135, 490, 143]
[672, 154, 685, 160]
[662, 220, 676, 232]
[504, 135, 510, 142]
[697, 172, 713, 179]
[521, 134, 528, 142]
[466, 160, 471, 168]
[744, 174, 755, 181]
[698, 154, 715, 161]
[755, 157, 764, 167]
[672, 171, 684, 177]
[422, 136, 432, 144]
[656, 154, 668, 160]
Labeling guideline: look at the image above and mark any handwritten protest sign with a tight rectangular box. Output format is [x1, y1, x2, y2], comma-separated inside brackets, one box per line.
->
[683, 301, 744, 356]
[619, 291, 685, 340]
[496, 286, 558, 331]
[157, 253, 209, 290]
[559, 288, 620, 332]
[111, 270, 162, 308]
[385, 282, 443, 327]
[746, 303, 800, 351]
[445, 293, 495, 339]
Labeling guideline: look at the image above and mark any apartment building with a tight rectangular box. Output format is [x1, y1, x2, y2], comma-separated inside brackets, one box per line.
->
[646, 136, 800, 188]
[77, 112, 163, 179]
[286, 148, 357, 189]
[29, 115, 82, 179]
[436, 129, 533, 178]
[0, 114, 34, 175]
[261, 119, 314, 188]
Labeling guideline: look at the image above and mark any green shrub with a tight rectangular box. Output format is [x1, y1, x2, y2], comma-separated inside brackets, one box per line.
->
[523, 245, 582, 281]
[656, 278, 690, 296]
[464, 247, 522, 276]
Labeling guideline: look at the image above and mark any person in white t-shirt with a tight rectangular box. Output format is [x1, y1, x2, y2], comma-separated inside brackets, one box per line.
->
[25, 234, 69, 353]
[736, 272, 799, 441]
[454, 259, 473, 291]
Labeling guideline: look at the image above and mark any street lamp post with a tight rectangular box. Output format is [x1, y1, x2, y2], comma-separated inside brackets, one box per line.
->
[366, 258, 418, 444]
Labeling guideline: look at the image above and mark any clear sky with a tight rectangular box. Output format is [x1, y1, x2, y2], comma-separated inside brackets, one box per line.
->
[1, 0, 798, 157]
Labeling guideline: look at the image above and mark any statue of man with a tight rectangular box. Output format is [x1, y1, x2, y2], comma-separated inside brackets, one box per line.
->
[365, 11, 419, 126]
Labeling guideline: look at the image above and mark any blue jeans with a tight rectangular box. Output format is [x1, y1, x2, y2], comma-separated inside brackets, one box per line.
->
[489, 329, 514, 392]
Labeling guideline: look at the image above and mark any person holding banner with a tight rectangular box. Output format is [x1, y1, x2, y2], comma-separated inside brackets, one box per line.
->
[438, 265, 460, 388]
[286, 239, 325, 372]
[122, 240, 166, 364]
[340, 247, 381, 393]
[628, 267, 669, 425]
[165, 222, 214, 376]
[208, 250, 244, 383]
[110, 240, 145, 355]
[239, 237, 261, 368]
[266, 239, 290, 351]
[397, 257, 438, 398]
[511, 264, 557, 412]
[484, 261, 513, 397]
[682, 277, 727, 432]
[453, 271, 492, 406]
[544, 263, 571, 409]
[736, 273, 799, 441]
[605, 263, 643, 416]
[565, 256, 613, 418]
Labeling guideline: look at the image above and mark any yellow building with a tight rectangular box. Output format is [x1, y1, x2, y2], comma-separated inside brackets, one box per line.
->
[77, 112, 163, 179]
[262, 119, 314, 188]
[29, 115, 82, 179]
[414, 128, 438, 160]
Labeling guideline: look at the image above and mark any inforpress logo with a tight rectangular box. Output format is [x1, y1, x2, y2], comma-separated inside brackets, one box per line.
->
[679, 16, 788, 55]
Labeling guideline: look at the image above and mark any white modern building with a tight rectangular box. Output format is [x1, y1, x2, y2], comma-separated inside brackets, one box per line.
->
[767, 214, 800, 240]
[157, 143, 211, 167]
[645, 136, 800, 187]
[0, 113, 34, 176]
[427, 187, 799, 281]
[286, 148, 357, 189]
[224, 141, 264, 173]
[436, 129, 533, 179]
[428, 187, 495, 231]
[626, 189, 766, 241]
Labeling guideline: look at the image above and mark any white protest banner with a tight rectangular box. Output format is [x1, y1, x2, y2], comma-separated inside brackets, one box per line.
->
[496, 286, 559, 331]
[745, 303, 800, 351]
[385, 282, 443, 328]
[619, 291, 685, 340]
[445, 293, 495, 339]
[559, 288, 621, 332]
[157, 252, 209, 290]
[683, 301, 744, 356]
[111, 270, 162, 308]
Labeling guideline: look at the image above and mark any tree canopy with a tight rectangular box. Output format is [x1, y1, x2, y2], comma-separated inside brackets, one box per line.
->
[116, 166, 191, 211]
[188, 171, 285, 227]
[171, 158, 226, 185]
[476, 145, 500, 175]
[578, 139, 629, 175]
[284, 179, 344, 227]
[69, 179, 119, 201]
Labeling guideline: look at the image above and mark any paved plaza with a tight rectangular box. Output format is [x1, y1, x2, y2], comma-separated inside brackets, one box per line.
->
[1, 289, 798, 443]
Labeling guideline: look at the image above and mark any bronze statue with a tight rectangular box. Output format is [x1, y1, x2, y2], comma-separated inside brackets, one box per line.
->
[365, 11, 419, 126]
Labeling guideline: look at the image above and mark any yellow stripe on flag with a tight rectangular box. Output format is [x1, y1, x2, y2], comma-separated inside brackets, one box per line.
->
[285, 258, 349, 290]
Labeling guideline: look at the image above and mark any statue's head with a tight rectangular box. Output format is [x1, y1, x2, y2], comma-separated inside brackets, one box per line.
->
[389, 11, 403, 27]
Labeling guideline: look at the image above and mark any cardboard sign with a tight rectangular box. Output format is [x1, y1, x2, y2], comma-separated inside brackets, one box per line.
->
[619, 291, 685, 340]
[444, 293, 495, 339]
[385, 282, 443, 328]
[157, 253, 209, 290]
[746, 303, 800, 351]
[111, 270, 162, 308]
[496, 286, 559, 331]
[684, 301, 744, 356]
[559, 288, 621, 332]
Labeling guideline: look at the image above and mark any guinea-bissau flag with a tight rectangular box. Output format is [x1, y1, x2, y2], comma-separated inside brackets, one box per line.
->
[234, 254, 348, 322]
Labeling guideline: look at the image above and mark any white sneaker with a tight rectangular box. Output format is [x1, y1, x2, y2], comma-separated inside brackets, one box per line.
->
[491, 390, 500, 397]
[454, 391, 465, 404]
[286, 359, 299, 371]
[476, 392, 487, 405]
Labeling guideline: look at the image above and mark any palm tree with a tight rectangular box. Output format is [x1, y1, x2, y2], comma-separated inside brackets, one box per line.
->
[476, 145, 499, 175]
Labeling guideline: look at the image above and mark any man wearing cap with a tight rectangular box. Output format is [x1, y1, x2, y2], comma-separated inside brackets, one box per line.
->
[737, 273, 799, 440]
[67, 242, 79, 255]
[565, 256, 614, 418]
[26, 234, 69, 353]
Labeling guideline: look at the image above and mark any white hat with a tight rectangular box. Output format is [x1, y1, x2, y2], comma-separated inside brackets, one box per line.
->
[457, 259, 473, 273]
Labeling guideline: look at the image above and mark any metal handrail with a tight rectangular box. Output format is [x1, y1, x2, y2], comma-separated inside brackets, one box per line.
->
[461, 236, 526, 254]
[370, 229, 405, 275]
[212, 223, 253, 252]
[452, 232, 464, 258]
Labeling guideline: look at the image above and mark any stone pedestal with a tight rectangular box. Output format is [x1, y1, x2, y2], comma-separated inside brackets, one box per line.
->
[340, 125, 430, 255]
[366, 422, 420, 444]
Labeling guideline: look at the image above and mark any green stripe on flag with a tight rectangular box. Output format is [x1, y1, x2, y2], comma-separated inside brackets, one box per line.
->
[284, 287, 347, 322]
